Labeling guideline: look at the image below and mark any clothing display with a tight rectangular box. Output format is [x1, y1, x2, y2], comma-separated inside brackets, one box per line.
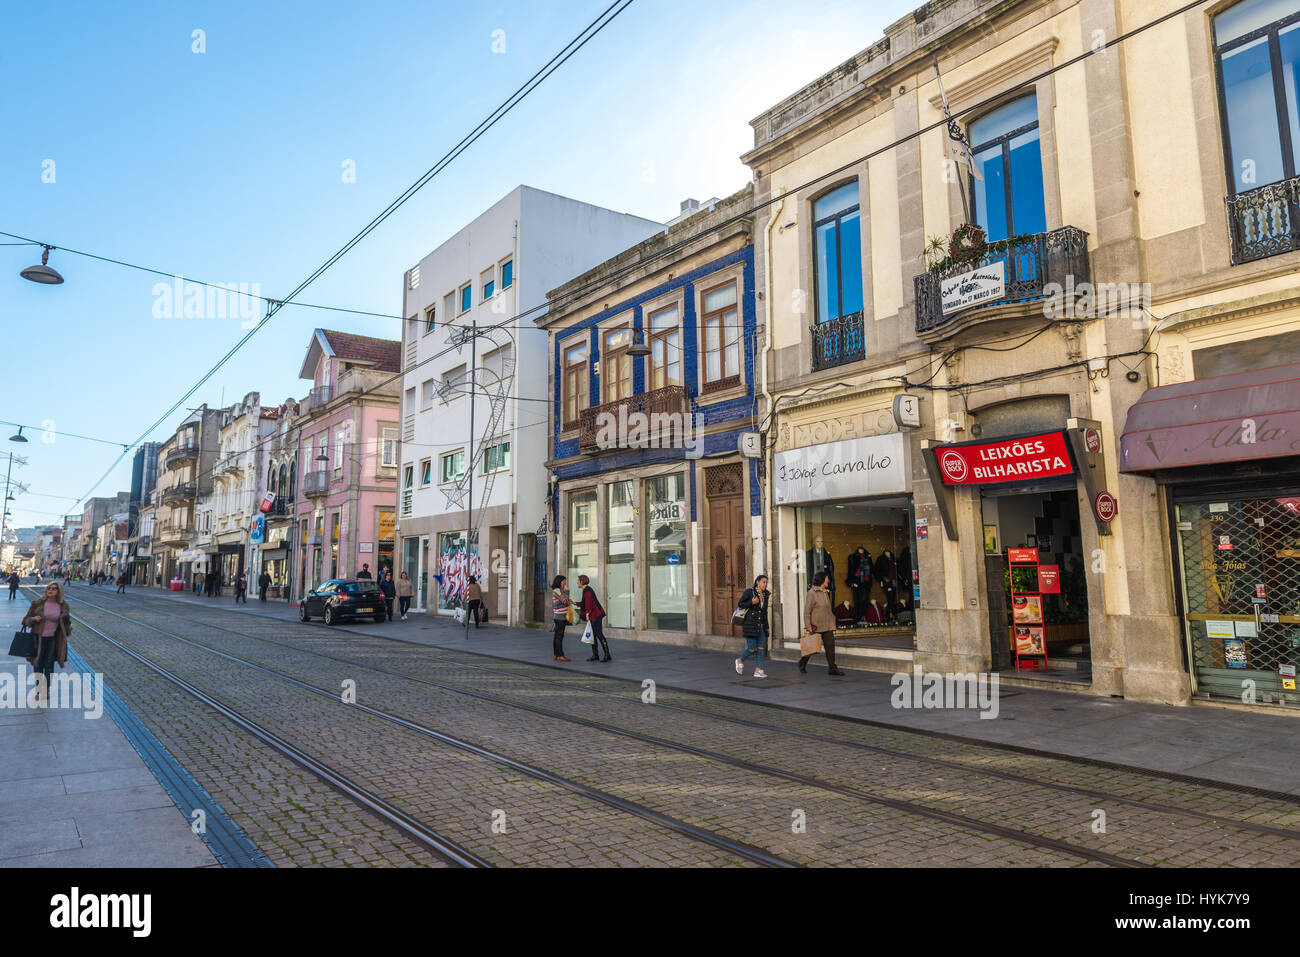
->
[874, 549, 899, 612]
[845, 547, 873, 619]
[806, 546, 835, 602]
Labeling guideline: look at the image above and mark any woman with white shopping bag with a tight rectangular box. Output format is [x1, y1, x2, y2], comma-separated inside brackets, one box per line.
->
[576, 575, 610, 662]
[801, 570, 843, 675]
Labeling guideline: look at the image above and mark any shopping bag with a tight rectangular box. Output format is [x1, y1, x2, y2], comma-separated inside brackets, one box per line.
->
[580, 622, 595, 645]
[454, 607, 467, 624]
[8, 627, 36, 659]
[799, 630, 823, 657]
[566, 603, 577, 625]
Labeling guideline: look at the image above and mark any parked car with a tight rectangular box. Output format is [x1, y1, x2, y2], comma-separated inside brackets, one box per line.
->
[299, 579, 386, 626]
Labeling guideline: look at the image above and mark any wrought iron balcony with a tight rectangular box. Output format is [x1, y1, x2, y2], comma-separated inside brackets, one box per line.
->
[577, 385, 689, 453]
[303, 470, 331, 497]
[913, 226, 1089, 336]
[1226, 176, 1300, 265]
[810, 311, 865, 372]
[164, 444, 199, 470]
[265, 498, 294, 518]
[216, 453, 242, 474]
[155, 525, 194, 546]
[161, 482, 197, 505]
[301, 385, 333, 415]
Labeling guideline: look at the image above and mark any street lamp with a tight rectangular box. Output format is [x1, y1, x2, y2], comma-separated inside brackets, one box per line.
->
[19, 245, 64, 285]
[9, 427, 27, 443]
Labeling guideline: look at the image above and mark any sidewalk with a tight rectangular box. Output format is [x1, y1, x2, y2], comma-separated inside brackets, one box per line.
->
[82, 581, 1300, 797]
[0, 591, 217, 866]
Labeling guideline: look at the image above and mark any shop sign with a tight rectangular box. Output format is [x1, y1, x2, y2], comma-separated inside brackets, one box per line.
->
[1218, 535, 1233, 551]
[892, 394, 921, 430]
[1256, 584, 1267, 600]
[738, 432, 761, 458]
[934, 432, 1074, 486]
[259, 491, 276, 513]
[1007, 548, 1039, 564]
[1093, 491, 1118, 523]
[773, 432, 906, 505]
[250, 514, 265, 545]
[649, 501, 683, 523]
[1279, 664, 1296, 678]
[940, 260, 1005, 315]
[1038, 565, 1061, 593]
[1084, 428, 1101, 453]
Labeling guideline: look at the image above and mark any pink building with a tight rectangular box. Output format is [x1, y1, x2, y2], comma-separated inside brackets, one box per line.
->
[293, 329, 401, 598]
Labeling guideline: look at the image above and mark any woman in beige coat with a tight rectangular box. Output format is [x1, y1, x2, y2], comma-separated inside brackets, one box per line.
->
[801, 570, 843, 675]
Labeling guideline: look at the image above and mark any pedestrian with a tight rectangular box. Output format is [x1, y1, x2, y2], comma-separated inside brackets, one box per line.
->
[7, 571, 18, 601]
[734, 574, 770, 679]
[257, 570, 271, 602]
[397, 571, 414, 620]
[206, 569, 217, 598]
[465, 576, 483, 628]
[551, 575, 575, 662]
[356, 564, 372, 580]
[193, 571, 203, 595]
[235, 571, 248, 604]
[22, 581, 71, 705]
[379, 570, 396, 621]
[801, 570, 843, 676]
[576, 574, 610, 662]
[115, 573, 126, 594]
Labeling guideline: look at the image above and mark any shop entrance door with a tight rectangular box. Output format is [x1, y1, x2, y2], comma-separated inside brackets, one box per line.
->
[707, 465, 748, 635]
[981, 486, 1091, 673]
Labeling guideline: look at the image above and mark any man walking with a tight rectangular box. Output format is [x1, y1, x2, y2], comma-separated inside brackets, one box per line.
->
[357, 564, 372, 580]
[7, 571, 19, 600]
[235, 571, 248, 604]
[258, 570, 271, 602]
[379, 569, 396, 622]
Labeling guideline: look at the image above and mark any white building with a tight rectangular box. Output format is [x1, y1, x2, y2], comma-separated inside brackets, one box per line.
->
[397, 185, 663, 624]
[209, 392, 278, 589]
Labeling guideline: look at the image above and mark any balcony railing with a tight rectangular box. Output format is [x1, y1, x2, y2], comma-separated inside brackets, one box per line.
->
[161, 482, 197, 505]
[913, 226, 1090, 335]
[164, 445, 199, 470]
[302, 385, 333, 415]
[1227, 176, 1300, 265]
[577, 386, 689, 453]
[155, 525, 194, 545]
[810, 311, 865, 372]
[216, 453, 242, 474]
[265, 498, 294, 517]
[303, 470, 331, 497]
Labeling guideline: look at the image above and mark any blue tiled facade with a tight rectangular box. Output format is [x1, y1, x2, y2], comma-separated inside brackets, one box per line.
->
[552, 244, 760, 520]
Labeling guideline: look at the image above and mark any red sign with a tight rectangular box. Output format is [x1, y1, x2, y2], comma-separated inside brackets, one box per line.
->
[1094, 491, 1118, 523]
[1256, 584, 1267, 600]
[259, 491, 276, 513]
[1039, 565, 1061, 593]
[1084, 428, 1101, 453]
[1008, 548, 1039, 564]
[935, 432, 1074, 486]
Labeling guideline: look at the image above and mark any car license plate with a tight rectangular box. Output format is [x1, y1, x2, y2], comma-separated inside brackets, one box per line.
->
[358, 607, 373, 613]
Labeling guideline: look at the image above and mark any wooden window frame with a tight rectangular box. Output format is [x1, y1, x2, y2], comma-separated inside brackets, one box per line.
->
[646, 304, 682, 393]
[700, 280, 742, 394]
[561, 338, 589, 429]
[602, 325, 633, 405]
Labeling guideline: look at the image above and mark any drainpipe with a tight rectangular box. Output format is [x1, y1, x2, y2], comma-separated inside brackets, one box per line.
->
[760, 194, 784, 607]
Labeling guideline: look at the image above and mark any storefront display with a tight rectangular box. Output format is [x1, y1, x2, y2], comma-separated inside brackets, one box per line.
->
[436, 531, 481, 613]
[568, 490, 598, 602]
[606, 481, 634, 628]
[644, 475, 687, 631]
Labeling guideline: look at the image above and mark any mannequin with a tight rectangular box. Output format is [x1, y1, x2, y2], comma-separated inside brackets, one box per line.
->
[897, 546, 913, 610]
[845, 546, 873, 621]
[805, 536, 835, 604]
[874, 549, 899, 615]
[833, 599, 857, 627]
[864, 598, 885, 625]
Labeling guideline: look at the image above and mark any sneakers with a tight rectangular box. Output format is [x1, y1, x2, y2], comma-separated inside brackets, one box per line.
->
[753, 669, 768, 679]
[734, 657, 744, 674]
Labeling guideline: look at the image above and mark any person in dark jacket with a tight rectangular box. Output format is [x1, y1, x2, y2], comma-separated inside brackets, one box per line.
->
[873, 550, 900, 620]
[235, 572, 248, 604]
[356, 564, 372, 580]
[576, 574, 610, 662]
[258, 571, 272, 602]
[465, 576, 484, 628]
[379, 570, 396, 621]
[7, 571, 19, 600]
[115, 573, 126, 594]
[551, 575, 574, 662]
[733, 574, 770, 678]
[845, 546, 872, 621]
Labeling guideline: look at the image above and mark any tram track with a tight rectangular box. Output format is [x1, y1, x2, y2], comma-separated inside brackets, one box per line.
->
[60, 597, 797, 868]
[71, 592, 1165, 867]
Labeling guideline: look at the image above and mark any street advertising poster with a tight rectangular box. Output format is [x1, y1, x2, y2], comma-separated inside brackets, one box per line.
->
[1012, 595, 1043, 625]
[1013, 625, 1045, 655]
[1038, 565, 1061, 593]
[1205, 620, 1235, 639]
[1223, 639, 1248, 669]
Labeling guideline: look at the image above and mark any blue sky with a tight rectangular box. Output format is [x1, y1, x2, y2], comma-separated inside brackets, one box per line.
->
[0, 0, 913, 529]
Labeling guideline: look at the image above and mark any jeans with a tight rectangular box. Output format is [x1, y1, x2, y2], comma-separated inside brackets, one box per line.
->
[466, 599, 482, 627]
[739, 628, 767, 669]
[399, 597, 411, 617]
[384, 597, 394, 621]
[553, 619, 567, 656]
[585, 615, 610, 658]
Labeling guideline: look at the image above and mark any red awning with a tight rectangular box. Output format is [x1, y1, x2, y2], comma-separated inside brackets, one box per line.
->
[1120, 362, 1300, 472]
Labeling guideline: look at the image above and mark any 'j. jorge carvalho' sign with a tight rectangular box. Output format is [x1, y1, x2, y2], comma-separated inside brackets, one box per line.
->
[773, 432, 907, 505]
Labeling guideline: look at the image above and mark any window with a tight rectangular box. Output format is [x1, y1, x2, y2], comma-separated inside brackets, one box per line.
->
[440, 449, 465, 484]
[1214, 0, 1300, 193]
[303, 440, 313, 477]
[419, 458, 433, 487]
[602, 327, 633, 404]
[424, 305, 436, 334]
[443, 292, 455, 323]
[562, 340, 588, 427]
[648, 305, 681, 391]
[380, 427, 399, 468]
[334, 429, 345, 469]
[401, 466, 414, 516]
[421, 378, 436, 410]
[481, 440, 510, 473]
[481, 268, 495, 301]
[501, 259, 513, 289]
[813, 182, 864, 323]
[459, 284, 472, 314]
[701, 282, 741, 391]
[441, 364, 466, 403]
[969, 94, 1046, 242]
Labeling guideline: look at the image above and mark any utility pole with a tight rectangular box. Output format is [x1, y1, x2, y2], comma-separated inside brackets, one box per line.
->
[465, 319, 477, 641]
[0, 452, 12, 570]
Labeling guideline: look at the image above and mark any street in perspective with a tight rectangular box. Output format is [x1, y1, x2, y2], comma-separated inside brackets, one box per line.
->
[3, 0, 1299, 936]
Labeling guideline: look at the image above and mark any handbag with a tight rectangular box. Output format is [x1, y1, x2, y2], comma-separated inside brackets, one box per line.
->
[566, 602, 577, 625]
[580, 622, 595, 645]
[800, 630, 823, 656]
[9, 626, 36, 659]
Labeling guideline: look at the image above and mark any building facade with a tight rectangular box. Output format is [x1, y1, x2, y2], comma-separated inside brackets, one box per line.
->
[543, 188, 763, 644]
[396, 185, 663, 624]
[153, 407, 220, 587]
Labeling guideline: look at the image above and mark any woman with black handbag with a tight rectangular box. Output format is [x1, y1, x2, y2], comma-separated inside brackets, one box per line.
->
[733, 574, 770, 679]
[20, 581, 72, 702]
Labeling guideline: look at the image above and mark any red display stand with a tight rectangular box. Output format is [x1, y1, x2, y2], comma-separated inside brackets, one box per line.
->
[1008, 548, 1049, 671]
[169, 579, 184, 592]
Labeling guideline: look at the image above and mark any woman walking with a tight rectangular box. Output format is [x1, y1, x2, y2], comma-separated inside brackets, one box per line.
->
[397, 572, 414, 620]
[801, 570, 843, 675]
[551, 575, 575, 662]
[734, 574, 770, 679]
[23, 581, 71, 703]
[576, 574, 610, 662]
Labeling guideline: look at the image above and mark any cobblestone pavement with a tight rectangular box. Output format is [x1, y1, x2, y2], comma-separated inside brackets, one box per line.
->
[57, 590, 1300, 868]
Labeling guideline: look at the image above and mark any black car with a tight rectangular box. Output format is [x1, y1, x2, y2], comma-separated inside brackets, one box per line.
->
[299, 579, 386, 626]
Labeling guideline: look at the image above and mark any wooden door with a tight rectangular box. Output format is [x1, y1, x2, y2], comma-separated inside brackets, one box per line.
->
[709, 496, 747, 635]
